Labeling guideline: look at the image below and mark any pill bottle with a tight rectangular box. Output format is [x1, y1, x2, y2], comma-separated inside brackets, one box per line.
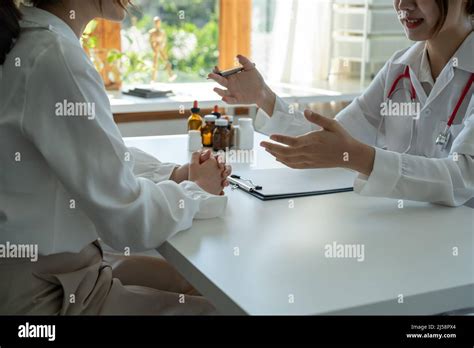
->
[213, 118, 230, 152]
[238, 118, 254, 150]
[223, 115, 235, 148]
[201, 115, 217, 147]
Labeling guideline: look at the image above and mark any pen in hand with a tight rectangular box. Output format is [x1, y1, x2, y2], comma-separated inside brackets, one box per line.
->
[207, 67, 244, 79]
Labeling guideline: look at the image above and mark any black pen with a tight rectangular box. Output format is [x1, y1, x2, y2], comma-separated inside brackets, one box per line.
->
[207, 67, 244, 79]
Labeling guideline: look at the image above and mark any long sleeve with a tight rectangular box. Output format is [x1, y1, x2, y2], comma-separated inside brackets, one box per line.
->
[254, 61, 391, 139]
[254, 93, 381, 140]
[127, 147, 178, 183]
[254, 56, 474, 206]
[254, 96, 319, 136]
[335, 62, 474, 207]
[354, 116, 474, 207]
[21, 40, 227, 252]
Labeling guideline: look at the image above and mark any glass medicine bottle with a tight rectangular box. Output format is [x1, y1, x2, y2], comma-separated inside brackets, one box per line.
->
[187, 100, 203, 131]
[201, 115, 217, 147]
[213, 118, 230, 152]
[223, 115, 235, 148]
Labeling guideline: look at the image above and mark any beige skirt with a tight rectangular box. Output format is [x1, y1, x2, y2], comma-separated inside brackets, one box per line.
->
[0, 241, 217, 315]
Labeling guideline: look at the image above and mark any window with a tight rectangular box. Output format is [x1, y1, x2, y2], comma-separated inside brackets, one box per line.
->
[251, 0, 276, 80]
[120, 0, 219, 84]
[87, 0, 252, 89]
[250, 0, 410, 87]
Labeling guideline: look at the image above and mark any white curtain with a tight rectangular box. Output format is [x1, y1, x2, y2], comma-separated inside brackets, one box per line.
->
[267, 0, 332, 86]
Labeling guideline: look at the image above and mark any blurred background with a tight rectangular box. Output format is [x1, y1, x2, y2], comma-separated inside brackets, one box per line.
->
[89, 0, 411, 86]
[85, 0, 412, 136]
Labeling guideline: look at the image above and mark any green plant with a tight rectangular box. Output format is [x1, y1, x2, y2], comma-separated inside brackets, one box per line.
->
[113, 0, 219, 84]
[109, 29, 155, 84]
[163, 15, 218, 78]
[81, 20, 99, 50]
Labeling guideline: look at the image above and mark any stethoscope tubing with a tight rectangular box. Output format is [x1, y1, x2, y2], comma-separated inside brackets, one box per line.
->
[376, 65, 473, 153]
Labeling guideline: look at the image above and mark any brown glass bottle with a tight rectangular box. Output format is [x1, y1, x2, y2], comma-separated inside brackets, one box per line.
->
[187, 100, 203, 131]
[201, 115, 217, 147]
[213, 118, 230, 151]
[223, 115, 235, 148]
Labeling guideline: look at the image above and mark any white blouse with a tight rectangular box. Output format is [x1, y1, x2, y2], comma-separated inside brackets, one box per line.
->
[0, 6, 226, 255]
[256, 33, 474, 207]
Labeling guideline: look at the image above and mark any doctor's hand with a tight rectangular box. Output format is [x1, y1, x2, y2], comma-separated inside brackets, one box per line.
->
[260, 110, 376, 176]
[189, 150, 232, 196]
[208, 55, 277, 116]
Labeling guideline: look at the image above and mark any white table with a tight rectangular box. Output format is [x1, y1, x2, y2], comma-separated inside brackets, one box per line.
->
[110, 80, 364, 115]
[124, 133, 474, 315]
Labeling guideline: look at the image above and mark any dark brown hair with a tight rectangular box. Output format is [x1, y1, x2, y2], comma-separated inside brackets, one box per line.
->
[434, 0, 474, 33]
[0, 0, 22, 65]
[0, 0, 131, 64]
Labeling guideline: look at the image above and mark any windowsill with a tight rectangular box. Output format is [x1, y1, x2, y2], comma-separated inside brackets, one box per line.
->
[109, 82, 227, 114]
[109, 79, 367, 115]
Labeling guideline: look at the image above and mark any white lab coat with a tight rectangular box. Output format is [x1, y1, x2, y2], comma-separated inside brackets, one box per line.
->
[256, 32, 474, 207]
[0, 6, 227, 256]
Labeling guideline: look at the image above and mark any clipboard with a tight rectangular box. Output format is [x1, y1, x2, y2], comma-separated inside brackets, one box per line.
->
[228, 168, 357, 201]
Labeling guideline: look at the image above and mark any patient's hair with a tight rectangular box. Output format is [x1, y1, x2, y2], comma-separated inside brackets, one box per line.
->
[0, 0, 131, 64]
[0, 0, 22, 65]
[434, 0, 474, 33]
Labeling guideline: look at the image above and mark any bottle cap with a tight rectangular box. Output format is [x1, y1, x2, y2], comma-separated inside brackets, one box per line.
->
[215, 119, 229, 127]
[188, 130, 202, 152]
[191, 100, 200, 114]
[204, 115, 217, 122]
[212, 105, 221, 118]
[238, 118, 253, 126]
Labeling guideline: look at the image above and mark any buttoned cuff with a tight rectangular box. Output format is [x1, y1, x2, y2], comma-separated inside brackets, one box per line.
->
[354, 147, 402, 197]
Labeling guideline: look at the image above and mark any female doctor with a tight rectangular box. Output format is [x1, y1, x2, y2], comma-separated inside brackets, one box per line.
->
[209, 0, 474, 207]
[0, 0, 231, 314]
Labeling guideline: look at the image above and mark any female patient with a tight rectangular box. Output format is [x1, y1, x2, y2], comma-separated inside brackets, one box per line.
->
[0, 0, 230, 314]
[210, 0, 474, 207]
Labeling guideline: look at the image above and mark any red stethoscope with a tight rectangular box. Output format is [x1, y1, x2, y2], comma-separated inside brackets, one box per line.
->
[385, 65, 474, 151]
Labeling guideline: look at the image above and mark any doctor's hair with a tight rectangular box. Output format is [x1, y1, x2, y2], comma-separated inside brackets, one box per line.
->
[0, 0, 132, 65]
[434, 0, 474, 33]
